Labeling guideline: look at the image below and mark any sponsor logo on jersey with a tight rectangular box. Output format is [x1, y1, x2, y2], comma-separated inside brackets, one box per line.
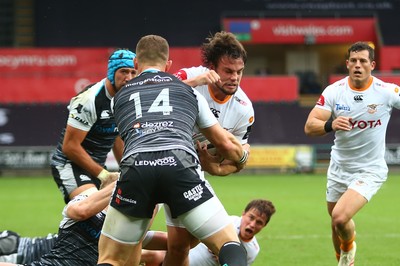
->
[349, 119, 381, 129]
[353, 95, 363, 102]
[210, 107, 220, 118]
[134, 156, 177, 167]
[70, 114, 90, 125]
[115, 188, 137, 205]
[100, 110, 112, 119]
[335, 104, 350, 111]
[367, 103, 381, 114]
[173, 70, 187, 80]
[183, 184, 204, 201]
[79, 174, 91, 181]
[93, 124, 118, 134]
[316, 95, 325, 106]
[77, 220, 101, 239]
[133, 121, 174, 135]
[242, 125, 252, 140]
[75, 104, 84, 114]
[234, 96, 248, 106]
[128, 75, 173, 86]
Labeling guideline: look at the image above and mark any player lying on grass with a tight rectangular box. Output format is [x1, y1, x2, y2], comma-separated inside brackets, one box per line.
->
[0, 178, 165, 266]
[0, 199, 275, 266]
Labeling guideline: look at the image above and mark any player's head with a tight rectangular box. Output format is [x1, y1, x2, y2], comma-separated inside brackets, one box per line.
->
[135, 35, 172, 72]
[346, 42, 376, 88]
[239, 199, 276, 241]
[346, 42, 374, 62]
[201, 31, 247, 69]
[201, 32, 247, 96]
[107, 49, 136, 86]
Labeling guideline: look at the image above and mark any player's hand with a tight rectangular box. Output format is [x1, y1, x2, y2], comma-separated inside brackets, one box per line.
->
[195, 70, 220, 86]
[333, 116, 352, 131]
[196, 141, 224, 175]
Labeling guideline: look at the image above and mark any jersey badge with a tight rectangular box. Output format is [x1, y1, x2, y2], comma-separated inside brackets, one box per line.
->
[353, 95, 363, 102]
[316, 95, 325, 106]
[100, 110, 112, 119]
[367, 103, 382, 114]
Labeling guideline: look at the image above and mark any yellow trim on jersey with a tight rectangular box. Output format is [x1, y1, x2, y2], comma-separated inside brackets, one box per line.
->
[348, 76, 373, 91]
[208, 85, 232, 104]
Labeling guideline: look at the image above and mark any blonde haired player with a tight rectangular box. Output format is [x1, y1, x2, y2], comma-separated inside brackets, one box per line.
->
[305, 41, 400, 266]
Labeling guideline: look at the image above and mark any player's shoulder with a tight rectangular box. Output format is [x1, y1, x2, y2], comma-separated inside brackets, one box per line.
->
[231, 87, 254, 110]
[372, 76, 400, 92]
[72, 79, 105, 104]
[326, 76, 348, 91]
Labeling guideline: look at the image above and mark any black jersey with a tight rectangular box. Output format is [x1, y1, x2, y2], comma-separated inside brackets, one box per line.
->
[51, 79, 119, 167]
[113, 71, 206, 162]
[27, 195, 105, 266]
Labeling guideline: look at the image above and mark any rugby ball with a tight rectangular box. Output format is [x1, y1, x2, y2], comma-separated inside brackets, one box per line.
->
[193, 134, 217, 155]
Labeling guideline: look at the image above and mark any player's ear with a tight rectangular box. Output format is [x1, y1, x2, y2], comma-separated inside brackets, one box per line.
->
[165, 59, 172, 72]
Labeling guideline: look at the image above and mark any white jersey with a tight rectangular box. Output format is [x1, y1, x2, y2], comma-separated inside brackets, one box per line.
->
[315, 76, 400, 172]
[188, 215, 260, 266]
[175, 66, 254, 144]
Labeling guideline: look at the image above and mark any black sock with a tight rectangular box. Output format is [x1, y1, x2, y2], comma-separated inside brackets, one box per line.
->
[218, 241, 247, 266]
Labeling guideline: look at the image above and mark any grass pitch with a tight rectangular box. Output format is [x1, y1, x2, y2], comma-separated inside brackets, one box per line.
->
[0, 173, 399, 265]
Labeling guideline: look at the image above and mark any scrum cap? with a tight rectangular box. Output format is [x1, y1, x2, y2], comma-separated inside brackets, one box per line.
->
[107, 49, 135, 85]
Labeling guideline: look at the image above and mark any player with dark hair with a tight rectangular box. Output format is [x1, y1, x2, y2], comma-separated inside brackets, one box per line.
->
[50, 49, 137, 203]
[168, 31, 254, 265]
[305, 41, 400, 266]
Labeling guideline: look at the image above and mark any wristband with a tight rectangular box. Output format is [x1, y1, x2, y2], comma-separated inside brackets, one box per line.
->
[97, 169, 109, 182]
[324, 120, 333, 133]
[238, 150, 249, 164]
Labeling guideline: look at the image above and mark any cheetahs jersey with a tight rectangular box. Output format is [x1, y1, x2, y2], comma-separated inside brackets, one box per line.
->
[188, 215, 260, 266]
[174, 66, 254, 145]
[51, 79, 118, 167]
[315, 76, 400, 171]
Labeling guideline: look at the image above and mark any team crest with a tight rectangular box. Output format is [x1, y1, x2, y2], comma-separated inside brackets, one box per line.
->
[367, 104, 381, 114]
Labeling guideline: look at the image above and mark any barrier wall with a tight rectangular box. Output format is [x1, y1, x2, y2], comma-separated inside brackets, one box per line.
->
[0, 48, 298, 103]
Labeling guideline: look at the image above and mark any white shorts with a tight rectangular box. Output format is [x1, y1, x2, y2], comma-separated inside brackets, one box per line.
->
[164, 196, 231, 240]
[326, 161, 387, 202]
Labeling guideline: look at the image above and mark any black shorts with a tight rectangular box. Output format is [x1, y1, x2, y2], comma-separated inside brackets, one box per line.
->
[110, 149, 214, 218]
[51, 162, 101, 203]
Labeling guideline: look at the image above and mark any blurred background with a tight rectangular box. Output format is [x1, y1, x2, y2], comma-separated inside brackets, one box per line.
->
[2, 0, 400, 174]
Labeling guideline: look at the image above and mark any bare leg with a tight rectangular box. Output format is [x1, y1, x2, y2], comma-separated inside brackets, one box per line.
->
[163, 226, 193, 266]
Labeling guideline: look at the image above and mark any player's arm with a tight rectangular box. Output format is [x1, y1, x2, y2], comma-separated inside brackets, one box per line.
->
[198, 142, 250, 176]
[66, 181, 115, 221]
[62, 125, 104, 177]
[200, 125, 248, 172]
[112, 135, 124, 164]
[304, 107, 352, 136]
[182, 70, 220, 87]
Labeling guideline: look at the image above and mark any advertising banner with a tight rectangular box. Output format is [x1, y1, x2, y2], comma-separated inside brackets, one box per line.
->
[223, 18, 377, 44]
[246, 145, 314, 170]
[0, 47, 202, 104]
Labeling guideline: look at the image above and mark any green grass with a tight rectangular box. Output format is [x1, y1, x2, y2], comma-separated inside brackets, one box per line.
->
[1, 173, 400, 265]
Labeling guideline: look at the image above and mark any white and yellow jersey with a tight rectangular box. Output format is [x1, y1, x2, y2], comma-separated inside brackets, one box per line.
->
[316, 76, 400, 171]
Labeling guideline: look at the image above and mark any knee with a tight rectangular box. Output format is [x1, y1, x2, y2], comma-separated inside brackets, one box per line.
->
[331, 211, 350, 230]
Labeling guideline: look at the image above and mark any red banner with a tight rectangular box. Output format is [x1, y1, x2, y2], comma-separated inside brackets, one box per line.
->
[0, 47, 202, 103]
[223, 18, 377, 44]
